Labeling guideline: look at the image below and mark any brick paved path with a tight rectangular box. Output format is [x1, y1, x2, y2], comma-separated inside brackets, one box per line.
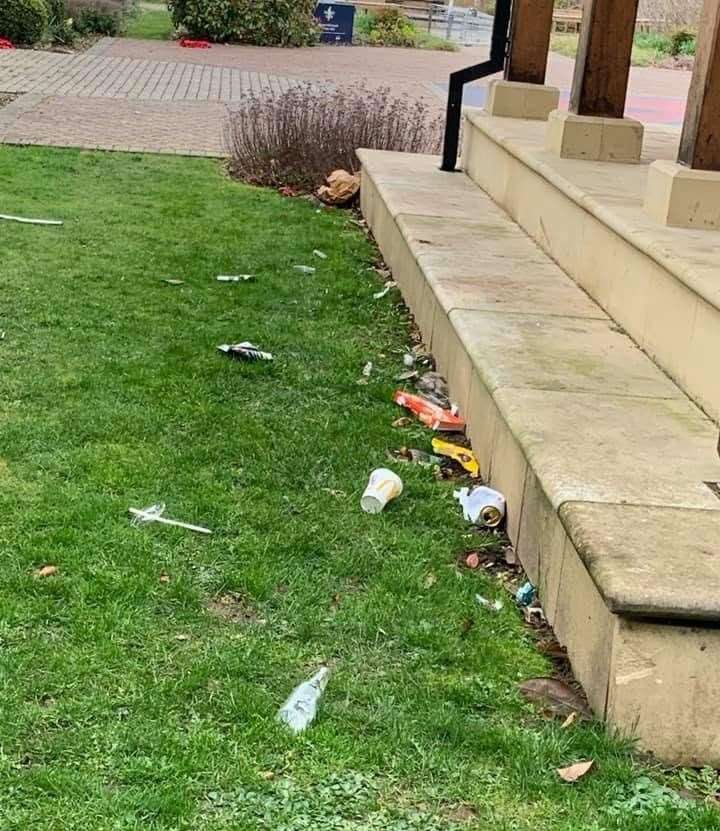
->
[0, 38, 486, 156]
[0, 35, 691, 157]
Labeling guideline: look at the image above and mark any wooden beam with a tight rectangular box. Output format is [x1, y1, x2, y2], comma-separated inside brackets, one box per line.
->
[505, 0, 555, 85]
[678, 0, 720, 170]
[569, 0, 640, 118]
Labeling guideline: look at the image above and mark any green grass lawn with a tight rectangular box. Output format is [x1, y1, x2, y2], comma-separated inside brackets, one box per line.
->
[124, 4, 174, 40]
[550, 32, 691, 67]
[1, 146, 719, 830]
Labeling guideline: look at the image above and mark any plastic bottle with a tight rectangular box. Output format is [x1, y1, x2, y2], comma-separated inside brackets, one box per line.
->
[277, 667, 330, 734]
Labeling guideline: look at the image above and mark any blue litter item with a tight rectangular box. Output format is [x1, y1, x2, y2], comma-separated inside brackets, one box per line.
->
[516, 581, 536, 607]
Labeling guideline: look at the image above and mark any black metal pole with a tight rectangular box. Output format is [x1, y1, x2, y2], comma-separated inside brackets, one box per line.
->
[440, 0, 512, 172]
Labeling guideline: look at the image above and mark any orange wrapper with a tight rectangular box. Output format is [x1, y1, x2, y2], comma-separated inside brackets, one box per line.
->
[393, 390, 465, 431]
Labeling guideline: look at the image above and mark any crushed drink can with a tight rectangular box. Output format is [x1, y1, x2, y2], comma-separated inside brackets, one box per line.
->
[218, 341, 273, 361]
[454, 486, 506, 528]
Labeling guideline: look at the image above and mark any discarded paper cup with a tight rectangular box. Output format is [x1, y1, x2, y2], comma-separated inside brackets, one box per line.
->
[361, 468, 403, 514]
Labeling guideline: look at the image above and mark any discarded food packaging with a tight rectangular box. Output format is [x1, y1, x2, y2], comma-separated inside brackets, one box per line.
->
[516, 581, 536, 607]
[361, 468, 403, 514]
[454, 486, 506, 528]
[317, 169, 360, 206]
[393, 390, 465, 431]
[395, 447, 443, 466]
[129, 503, 212, 535]
[180, 37, 211, 48]
[0, 213, 62, 226]
[373, 280, 396, 300]
[218, 342, 273, 362]
[475, 593, 503, 612]
[277, 667, 330, 733]
[431, 438, 480, 477]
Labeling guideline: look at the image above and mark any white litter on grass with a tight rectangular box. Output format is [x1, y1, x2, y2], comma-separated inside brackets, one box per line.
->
[357, 361, 373, 385]
[475, 594, 503, 613]
[218, 341, 273, 361]
[313, 249, 327, 260]
[293, 265, 316, 274]
[217, 274, 254, 282]
[277, 667, 331, 734]
[0, 213, 63, 226]
[129, 503, 212, 535]
[455, 486, 506, 528]
[373, 280, 397, 300]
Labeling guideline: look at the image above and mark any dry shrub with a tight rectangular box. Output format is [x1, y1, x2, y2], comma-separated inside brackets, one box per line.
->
[224, 83, 443, 192]
[66, 0, 133, 34]
[638, 0, 701, 29]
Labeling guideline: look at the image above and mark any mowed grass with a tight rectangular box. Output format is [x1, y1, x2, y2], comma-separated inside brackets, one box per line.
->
[550, 32, 686, 67]
[0, 146, 718, 831]
[124, 5, 174, 40]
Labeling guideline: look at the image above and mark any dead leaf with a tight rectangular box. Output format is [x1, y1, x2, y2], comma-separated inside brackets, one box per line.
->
[259, 770, 275, 781]
[34, 565, 58, 578]
[459, 616, 475, 638]
[557, 760, 594, 783]
[424, 572, 437, 589]
[465, 552, 480, 570]
[561, 711, 578, 729]
[392, 417, 412, 428]
[159, 573, 171, 583]
[537, 638, 567, 660]
[519, 677, 591, 719]
[330, 592, 342, 610]
[174, 633, 191, 641]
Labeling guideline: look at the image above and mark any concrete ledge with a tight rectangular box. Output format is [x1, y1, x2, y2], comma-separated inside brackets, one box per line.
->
[645, 159, 720, 229]
[486, 80, 560, 121]
[461, 109, 720, 423]
[359, 147, 720, 765]
[545, 109, 644, 163]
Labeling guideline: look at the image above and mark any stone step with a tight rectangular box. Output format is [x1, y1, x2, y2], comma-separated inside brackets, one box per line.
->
[359, 147, 720, 766]
[461, 109, 720, 424]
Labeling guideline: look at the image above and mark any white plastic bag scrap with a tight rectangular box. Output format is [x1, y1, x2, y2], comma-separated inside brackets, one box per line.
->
[454, 486, 506, 529]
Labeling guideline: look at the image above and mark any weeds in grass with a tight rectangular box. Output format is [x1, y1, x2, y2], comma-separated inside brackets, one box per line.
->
[225, 83, 443, 191]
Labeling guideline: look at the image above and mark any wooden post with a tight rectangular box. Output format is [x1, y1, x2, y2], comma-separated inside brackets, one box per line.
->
[678, 0, 720, 170]
[569, 0, 640, 118]
[505, 0, 555, 85]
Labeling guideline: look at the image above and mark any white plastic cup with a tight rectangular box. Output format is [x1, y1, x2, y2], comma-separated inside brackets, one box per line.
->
[361, 468, 403, 514]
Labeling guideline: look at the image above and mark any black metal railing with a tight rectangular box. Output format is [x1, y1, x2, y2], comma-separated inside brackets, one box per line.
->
[440, 0, 512, 171]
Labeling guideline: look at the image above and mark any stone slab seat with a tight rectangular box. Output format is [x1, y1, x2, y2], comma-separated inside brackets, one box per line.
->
[358, 147, 720, 767]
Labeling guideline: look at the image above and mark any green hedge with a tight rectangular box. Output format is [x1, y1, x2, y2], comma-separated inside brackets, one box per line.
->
[168, 0, 318, 45]
[0, 0, 49, 44]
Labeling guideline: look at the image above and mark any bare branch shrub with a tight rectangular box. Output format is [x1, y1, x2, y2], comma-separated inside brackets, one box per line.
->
[638, 0, 702, 29]
[224, 83, 443, 192]
[553, 0, 700, 30]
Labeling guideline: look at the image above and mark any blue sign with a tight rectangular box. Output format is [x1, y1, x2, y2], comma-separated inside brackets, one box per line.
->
[315, 2, 356, 44]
